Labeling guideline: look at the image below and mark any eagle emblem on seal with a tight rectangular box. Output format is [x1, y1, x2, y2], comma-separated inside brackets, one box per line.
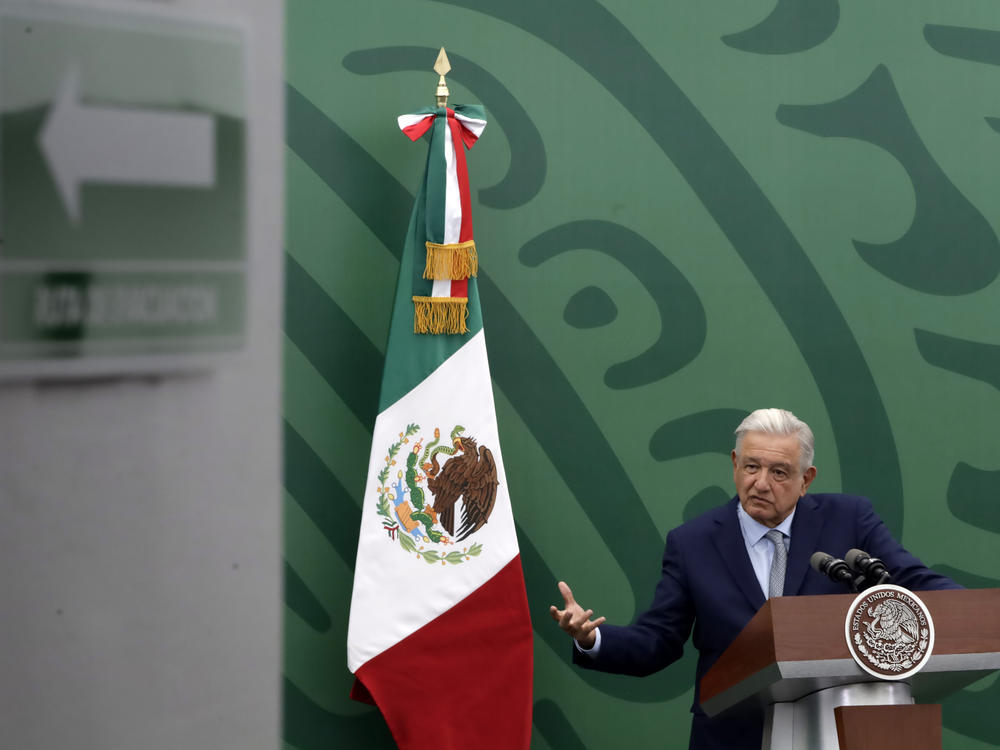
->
[865, 600, 920, 648]
[375, 423, 499, 565]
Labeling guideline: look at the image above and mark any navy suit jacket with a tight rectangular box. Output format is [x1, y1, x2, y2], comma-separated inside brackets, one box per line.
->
[573, 493, 960, 750]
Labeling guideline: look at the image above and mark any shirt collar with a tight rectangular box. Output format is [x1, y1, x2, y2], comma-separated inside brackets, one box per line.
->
[736, 500, 796, 546]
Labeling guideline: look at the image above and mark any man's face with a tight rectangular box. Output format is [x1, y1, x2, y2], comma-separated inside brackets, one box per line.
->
[732, 431, 817, 528]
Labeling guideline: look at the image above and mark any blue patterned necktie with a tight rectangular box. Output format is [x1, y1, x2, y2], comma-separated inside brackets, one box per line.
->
[765, 529, 786, 598]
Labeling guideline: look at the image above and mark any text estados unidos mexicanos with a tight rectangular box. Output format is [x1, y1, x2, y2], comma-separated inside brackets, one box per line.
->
[34, 283, 218, 327]
[850, 590, 926, 631]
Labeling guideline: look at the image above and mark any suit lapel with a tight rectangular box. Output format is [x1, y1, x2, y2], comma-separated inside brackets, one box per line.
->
[712, 499, 766, 610]
[785, 494, 823, 595]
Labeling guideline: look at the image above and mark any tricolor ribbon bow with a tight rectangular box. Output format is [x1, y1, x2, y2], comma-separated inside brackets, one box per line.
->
[398, 104, 487, 334]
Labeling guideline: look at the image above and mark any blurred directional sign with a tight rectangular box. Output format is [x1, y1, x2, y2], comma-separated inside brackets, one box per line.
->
[40, 65, 217, 225]
[0, 3, 247, 377]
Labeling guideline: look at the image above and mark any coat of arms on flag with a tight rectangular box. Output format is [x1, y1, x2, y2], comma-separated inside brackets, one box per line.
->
[376, 423, 498, 564]
[346, 49, 533, 750]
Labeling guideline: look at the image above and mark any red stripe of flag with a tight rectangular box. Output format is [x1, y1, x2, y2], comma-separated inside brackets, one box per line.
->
[446, 109, 474, 243]
[400, 115, 435, 142]
[351, 556, 533, 750]
[458, 124, 480, 150]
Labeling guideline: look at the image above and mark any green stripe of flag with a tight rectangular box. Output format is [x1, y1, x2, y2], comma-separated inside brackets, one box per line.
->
[379, 175, 483, 413]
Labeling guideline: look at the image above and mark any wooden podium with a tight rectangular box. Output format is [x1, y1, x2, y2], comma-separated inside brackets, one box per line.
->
[699, 589, 1000, 750]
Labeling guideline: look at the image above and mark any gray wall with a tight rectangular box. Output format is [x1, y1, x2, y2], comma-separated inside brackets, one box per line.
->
[0, 0, 284, 748]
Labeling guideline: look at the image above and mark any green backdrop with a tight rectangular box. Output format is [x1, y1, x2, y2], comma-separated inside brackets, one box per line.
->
[283, 1, 1000, 747]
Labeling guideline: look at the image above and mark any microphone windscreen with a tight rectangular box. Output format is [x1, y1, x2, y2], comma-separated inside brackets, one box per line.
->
[845, 548, 867, 569]
[810, 551, 832, 572]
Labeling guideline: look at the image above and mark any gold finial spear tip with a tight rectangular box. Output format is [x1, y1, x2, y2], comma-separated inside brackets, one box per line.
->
[434, 47, 451, 76]
[434, 47, 450, 107]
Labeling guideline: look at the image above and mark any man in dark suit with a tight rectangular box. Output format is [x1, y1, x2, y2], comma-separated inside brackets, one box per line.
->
[550, 408, 959, 749]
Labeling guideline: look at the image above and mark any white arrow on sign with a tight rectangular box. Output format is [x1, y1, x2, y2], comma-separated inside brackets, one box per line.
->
[38, 66, 216, 224]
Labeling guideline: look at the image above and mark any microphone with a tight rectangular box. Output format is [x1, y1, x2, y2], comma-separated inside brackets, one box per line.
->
[845, 548, 892, 586]
[810, 551, 857, 590]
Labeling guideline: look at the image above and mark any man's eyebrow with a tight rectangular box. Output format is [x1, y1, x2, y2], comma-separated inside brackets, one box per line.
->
[741, 456, 792, 470]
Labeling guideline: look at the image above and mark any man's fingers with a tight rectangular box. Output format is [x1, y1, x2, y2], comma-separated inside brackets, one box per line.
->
[559, 608, 574, 629]
[581, 615, 606, 633]
[552, 581, 603, 640]
[557, 580, 576, 607]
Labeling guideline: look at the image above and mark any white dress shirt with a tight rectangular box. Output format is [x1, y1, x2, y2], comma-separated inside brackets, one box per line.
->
[736, 502, 794, 598]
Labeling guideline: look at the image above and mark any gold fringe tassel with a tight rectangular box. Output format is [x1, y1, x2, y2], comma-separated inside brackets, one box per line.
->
[423, 241, 478, 280]
[413, 296, 469, 335]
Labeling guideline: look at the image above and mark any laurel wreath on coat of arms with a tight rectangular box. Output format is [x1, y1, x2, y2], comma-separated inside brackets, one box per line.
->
[375, 423, 500, 565]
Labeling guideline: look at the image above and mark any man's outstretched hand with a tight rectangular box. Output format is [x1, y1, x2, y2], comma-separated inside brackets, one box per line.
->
[550, 581, 605, 649]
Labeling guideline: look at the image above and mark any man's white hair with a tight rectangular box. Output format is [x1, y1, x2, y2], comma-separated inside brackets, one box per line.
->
[734, 408, 815, 473]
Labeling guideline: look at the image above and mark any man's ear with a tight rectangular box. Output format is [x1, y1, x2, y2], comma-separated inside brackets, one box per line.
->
[800, 466, 817, 496]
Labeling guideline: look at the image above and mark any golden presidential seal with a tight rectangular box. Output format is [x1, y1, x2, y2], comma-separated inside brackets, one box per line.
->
[844, 584, 934, 680]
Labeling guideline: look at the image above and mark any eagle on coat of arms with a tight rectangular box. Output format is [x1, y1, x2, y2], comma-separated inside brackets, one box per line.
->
[378, 424, 500, 559]
[425, 433, 499, 542]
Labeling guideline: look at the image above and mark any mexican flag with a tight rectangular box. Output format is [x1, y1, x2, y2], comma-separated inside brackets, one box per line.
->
[346, 103, 533, 749]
